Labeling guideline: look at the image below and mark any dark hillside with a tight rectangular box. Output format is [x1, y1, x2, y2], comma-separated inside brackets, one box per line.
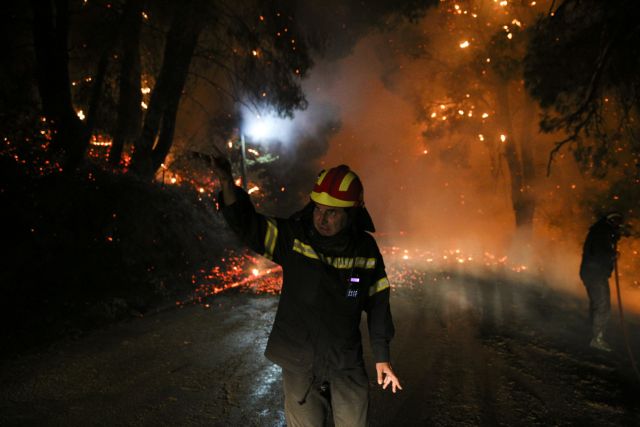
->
[1, 157, 236, 356]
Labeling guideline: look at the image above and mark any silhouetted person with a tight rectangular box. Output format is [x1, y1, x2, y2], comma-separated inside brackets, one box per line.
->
[207, 146, 401, 426]
[579, 212, 626, 352]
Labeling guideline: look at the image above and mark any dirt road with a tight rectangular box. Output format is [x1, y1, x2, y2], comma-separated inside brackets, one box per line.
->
[1, 270, 639, 426]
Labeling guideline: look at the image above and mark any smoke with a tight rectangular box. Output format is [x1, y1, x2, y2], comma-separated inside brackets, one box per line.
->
[180, 1, 640, 313]
[278, 6, 640, 313]
[315, 31, 514, 246]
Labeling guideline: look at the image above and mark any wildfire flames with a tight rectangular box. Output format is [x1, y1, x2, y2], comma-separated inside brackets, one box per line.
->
[181, 250, 282, 308]
[6, 0, 639, 315]
[6, 120, 638, 314]
[180, 243, 534, 310]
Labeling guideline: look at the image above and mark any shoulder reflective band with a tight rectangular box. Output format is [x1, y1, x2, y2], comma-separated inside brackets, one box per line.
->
[292, 239, 319, 259]
[263, 217, 278, 260]
[328, 257, 376, 269]
[292, 239, 376, 269]
[369, 277, 390, 296]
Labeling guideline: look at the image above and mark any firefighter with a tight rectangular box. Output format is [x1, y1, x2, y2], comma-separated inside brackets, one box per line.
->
[579, 212, 626, 352]
[209, 149, 401, 426]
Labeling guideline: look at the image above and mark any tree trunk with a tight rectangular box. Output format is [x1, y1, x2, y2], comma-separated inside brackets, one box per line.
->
[110, 0, 143, 167]
[80, 47, 110, 161]
[31, 0, 86, 169]
[495, 82, 533, 231]
[130, 0, 204, 180]
[517, 95, 537, 236]
[151, 97, 179, 172]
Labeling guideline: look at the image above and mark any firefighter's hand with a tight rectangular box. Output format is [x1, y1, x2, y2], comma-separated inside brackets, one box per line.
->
[192, 145, 233, 184]
[207, 144, 233, 184]
[376, 362, 402, 393]
[191, 145, 236, 205]
[620, 224, 633, 237]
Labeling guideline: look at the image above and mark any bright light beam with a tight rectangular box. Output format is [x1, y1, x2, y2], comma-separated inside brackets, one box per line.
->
[241, 107, 297, 146]
[247, 120, 270, 140]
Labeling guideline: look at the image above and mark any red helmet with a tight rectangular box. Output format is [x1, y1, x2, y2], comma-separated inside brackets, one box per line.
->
[310, 165, 364, 208]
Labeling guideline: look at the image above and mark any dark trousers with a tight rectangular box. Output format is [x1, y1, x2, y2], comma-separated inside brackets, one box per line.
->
[582, 274, 611, 337]
[282, 367, 369, 427]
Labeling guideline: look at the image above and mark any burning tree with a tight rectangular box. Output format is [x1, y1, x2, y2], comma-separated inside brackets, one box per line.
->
[18, 0, 313, 179]
[390, 0, 552, 236]
[30, 0, 123, 170]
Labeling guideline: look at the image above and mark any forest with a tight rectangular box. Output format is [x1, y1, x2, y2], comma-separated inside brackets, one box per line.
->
[2, 0, 639, 356]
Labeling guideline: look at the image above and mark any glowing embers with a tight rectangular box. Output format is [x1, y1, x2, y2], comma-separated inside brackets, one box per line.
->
[90, 134, 112, 147]
[5, 119, 62, 175]
[182, 243, 532, 311]
[180, 250, 283, 308]
[381, 245, 528, 274]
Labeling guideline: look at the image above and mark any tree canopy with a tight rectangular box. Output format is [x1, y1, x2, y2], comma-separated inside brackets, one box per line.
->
[524, 0, 640, 178]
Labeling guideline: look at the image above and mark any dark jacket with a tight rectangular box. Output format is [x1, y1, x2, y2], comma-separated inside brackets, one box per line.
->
[221, 187, 394, 377]
[580, 217, 620, 280]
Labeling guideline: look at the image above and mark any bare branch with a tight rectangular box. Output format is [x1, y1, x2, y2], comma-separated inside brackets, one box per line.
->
[546, 105, 597, 176]
[546, 134, 576, 176]
[188, 70, 251, 109]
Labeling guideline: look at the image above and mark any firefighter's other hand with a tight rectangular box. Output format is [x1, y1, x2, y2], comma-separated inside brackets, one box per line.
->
[212, 156, 233, 183]
[376, 362, 402, 393]
[207, 145, 233, 183]
[619, 223, 633, 237]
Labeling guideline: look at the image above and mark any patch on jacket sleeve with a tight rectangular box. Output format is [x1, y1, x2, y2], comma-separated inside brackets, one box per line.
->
[369, 277, 390, 296]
